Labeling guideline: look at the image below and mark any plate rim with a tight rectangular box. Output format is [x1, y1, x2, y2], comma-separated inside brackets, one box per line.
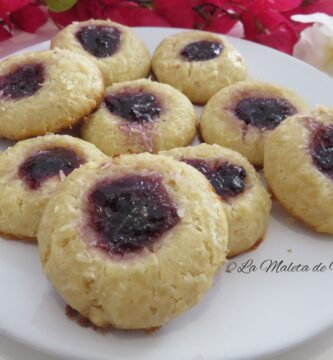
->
[1, 26, 333, 360]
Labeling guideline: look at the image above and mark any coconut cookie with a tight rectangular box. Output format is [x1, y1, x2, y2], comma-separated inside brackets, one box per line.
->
[264, 107, 333, 234]
[161, 144, 271, 257]
[38, 153, 228, 329]
[0, 49, 104, 140]
[0, 135, 106, 240]
[51, 19, 151, 86]
[200, 80, 309, 166]
[152, 30, 247, 104]
[81, 79, 197, 155]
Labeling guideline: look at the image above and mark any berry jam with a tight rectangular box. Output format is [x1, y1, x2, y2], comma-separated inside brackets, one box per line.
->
[182, 158, 246, 200]
[180, 41, 223, 61]
[105, 92, 161, 123]
[235, 97, 296, 129]
[76, 25, 121, 58]
[88, 175, 179, 256]
[311, 124, 333, 178]
[0, 63, 45, 101]
[18, 147, 84, 190]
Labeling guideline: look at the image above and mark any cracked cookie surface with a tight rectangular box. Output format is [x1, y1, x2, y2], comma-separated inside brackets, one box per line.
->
[37, 153, 228, 329]
[81, 79, 197, 156]
[200, 80, 309, 166]
[0, 49, 104, 140]
[264, 106, 333, 234]
[162, 144, 271, 257]
[152, 30, 247, 104]
[51, 19, 151, 86]
[0, 134, 106, 240]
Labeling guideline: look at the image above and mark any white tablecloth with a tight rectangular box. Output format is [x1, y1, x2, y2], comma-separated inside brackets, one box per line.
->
[0, 19, 332, 360]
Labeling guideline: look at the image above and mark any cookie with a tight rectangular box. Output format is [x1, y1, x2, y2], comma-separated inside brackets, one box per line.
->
[0, 49, 104, 140]
[0, 134, 106, 240]
[38, 153, 228, 329]
[200, 80, 309, 166]
[161, 144, 271, 257]
[152, 30, 247, 104]
[81, 79, 197, 155]
[51, 19, 151, 86]
[264, 106, 333, 234]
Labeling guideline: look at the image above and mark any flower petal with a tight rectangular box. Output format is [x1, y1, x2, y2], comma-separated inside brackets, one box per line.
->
[293, 21, 333, 76]
[49, 0, 104, 28]
[296, 0, 333, 16]
[11, 4, 48, 33]
[105, 5, 170, 27]
[0, 25, 12, 41]
[255, 24, 298, 54]
[204, 15, 238, 33]
[0, 0, 30, 13]
[154, 0, 194, 28]
[265, 0, 303, 12]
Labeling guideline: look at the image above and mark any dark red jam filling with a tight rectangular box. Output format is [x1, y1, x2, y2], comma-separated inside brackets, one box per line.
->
[182, 158, 246, 201]
[0, 63, 45, 101]
[76, 25, 121, 58]
[18, 147, 84, 190]
[87, 175, 179, 256]
[180, 40, 223, 61]
[235, 97, 296, 129]
[311, 124, 333, 178]
[104, 92, 161, 123]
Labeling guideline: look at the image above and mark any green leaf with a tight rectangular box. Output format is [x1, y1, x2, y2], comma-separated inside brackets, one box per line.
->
[46, 0, 78, 12]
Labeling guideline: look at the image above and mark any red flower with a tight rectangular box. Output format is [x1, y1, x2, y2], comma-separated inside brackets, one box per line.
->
[155, 0, 194, 28]
[265, 0, 303, 11]
[2, 0, 333, 56]
[49, 0, 103, 28]
[290, 0, 333, 16]
[0, 24, 11, 40]
[191, 1, 239, 33]
[240, 1, 300, 53]
[0, 0, 30, 14]
[104, 5, 170, 27]
[51, 0, 169, 29]
[250, 21, 298, 54]
[0, 1, 47, 40]
[11, 3, 48, 33]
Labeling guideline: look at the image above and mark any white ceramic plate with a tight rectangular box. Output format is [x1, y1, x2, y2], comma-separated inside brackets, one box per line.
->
[1, 27, 333, 360]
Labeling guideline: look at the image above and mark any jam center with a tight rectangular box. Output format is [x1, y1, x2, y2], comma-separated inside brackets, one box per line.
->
[180, 41, 223, 61]
[0, 63, 45, 101]
[182, 158, 246, 200]
[105, 92, 161, 123]
[18, 147, 84, 190]
[87, 175, 179, 256]
[76, 25, 121, 58]
[235, 97, 296, 129]
[311, 123, 333, 178]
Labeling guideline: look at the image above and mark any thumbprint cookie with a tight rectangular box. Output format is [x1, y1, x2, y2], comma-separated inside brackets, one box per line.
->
[200, 80, 309, 166]
[51, 19, 151, 86]
[81, 79, 197, 155]
[0, 49, 104, 140]
[264, 107, 333, 234]
[0, 135, 106, 240]
[152, 30, 247, 104]
[38, 153, 228, 329]
[162, 144, 271, 257]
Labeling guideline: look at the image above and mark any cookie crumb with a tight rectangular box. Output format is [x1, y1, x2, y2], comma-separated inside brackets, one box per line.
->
[59, 170, 66, 182]
[286, 217, 295, 225]
[144, 326, 161, 334]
